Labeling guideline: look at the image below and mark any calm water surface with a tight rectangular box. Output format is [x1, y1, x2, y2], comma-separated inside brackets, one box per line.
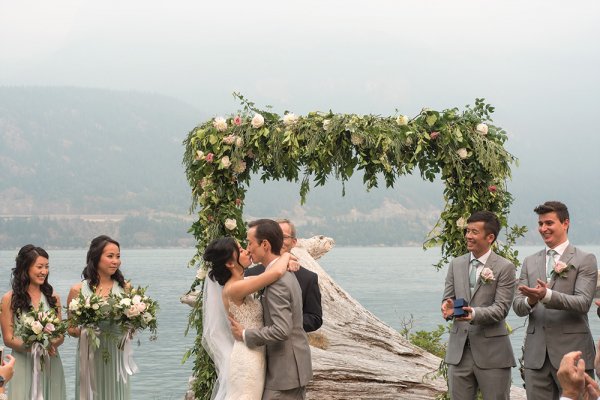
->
[1, 245, 600, 397]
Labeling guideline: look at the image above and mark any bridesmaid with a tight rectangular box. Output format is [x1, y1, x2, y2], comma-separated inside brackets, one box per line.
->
[67, 235, 131, 400]
[0, 245, 67, 399]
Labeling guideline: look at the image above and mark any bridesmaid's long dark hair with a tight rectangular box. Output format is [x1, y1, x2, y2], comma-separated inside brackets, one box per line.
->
[11, 244, 58, 315]
[82, 235, 126, 290]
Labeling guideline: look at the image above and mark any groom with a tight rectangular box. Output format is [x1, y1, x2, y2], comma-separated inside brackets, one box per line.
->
[230, 218, 313, 400]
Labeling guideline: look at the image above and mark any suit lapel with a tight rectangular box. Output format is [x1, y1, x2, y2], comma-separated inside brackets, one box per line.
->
[460, 255, 471, 301]
[550, 244, 575, 289]
[535, 250, 547, 284]
[472, 252, 495, 299]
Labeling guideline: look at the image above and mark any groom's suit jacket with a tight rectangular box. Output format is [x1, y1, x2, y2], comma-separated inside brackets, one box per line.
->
[443, 251, 516, 369]
[245, 263, 323, 332]
[245, 270, 313, 391]
[513, 244, 597, 370]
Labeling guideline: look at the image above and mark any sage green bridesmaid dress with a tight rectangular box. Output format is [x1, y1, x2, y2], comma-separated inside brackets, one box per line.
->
[8, 294, 67, 400]
[75, 281, 130, 400]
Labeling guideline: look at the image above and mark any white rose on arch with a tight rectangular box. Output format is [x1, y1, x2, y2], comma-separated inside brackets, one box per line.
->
[251, 113, 264, 128]
[221, 156, 231, 168]
[224, 218, 237, 231]
[456, 148, 468, 159]
[283, 113, 299, 126]
[476, 123, 488, 135]
[196, 267, 207, 280]
[396, 115, 409, 126]
[456, 217, 468, 229]
[213, 117, 228, 132]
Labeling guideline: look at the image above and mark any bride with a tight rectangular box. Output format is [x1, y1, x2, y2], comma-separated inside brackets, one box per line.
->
[201, 237, 297, 400]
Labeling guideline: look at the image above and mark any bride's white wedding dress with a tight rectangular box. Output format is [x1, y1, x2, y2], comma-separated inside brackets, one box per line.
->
[226, 295, 266, 400]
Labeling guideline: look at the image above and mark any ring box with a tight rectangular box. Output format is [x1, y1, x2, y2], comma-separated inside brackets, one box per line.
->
[453, 298, 469, 318]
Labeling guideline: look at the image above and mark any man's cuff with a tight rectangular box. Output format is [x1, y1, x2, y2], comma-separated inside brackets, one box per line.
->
[541, 288, 553, 303]
[242, 329, 247, 344]
[470, 308, 476, 319]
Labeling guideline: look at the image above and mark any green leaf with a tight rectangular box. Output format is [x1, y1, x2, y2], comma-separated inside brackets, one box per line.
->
[426, 114, 437, 127]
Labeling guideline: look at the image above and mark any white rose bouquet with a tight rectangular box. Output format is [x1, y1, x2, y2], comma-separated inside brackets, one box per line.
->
[109, 286, 158, 340]
[108, 286, 158, 382]
[67, 291, 111, 349]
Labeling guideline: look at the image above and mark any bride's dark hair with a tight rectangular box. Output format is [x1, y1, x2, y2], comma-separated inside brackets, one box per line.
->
[204, 237, 240, 286]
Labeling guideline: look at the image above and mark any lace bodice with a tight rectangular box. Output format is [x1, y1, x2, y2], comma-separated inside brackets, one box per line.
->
[228, 296, 263, 329]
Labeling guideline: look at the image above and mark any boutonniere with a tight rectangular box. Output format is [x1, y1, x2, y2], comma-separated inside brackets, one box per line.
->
[552, 261, 575, 279]
[479, 267, 495, 284]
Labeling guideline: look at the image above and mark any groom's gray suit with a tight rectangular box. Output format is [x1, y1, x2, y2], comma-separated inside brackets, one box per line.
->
[443, 251, 516, 399]
[245, 269, 313, 397]
[513, 244, 597, 400]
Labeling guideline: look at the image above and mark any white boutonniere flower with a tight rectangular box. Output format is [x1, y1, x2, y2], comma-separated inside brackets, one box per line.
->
[480, 267, 495, 284]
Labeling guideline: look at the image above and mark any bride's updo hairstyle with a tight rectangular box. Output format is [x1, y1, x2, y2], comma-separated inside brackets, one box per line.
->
[204, 237, 240, 286]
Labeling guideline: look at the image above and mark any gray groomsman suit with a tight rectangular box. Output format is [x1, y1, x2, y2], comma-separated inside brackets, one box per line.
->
[443, 251, 516, 400]
[245, 270, 313, 399]
[513, 243, 598, 400]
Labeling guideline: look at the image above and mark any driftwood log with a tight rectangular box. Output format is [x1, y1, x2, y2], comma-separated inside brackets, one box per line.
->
[182, 236, 526, 399]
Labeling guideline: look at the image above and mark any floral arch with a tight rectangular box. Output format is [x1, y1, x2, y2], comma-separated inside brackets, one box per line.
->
[182, 94, 525, 398]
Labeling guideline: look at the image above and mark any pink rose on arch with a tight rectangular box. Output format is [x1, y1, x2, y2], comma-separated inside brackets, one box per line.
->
[480, 267, 495, 284]
[233, 116, 242, 126]
[205, 153, 214, 163]
[488, 185, 497, 193]
[235, 198, 242, 206]
[430, 131, 440, 140]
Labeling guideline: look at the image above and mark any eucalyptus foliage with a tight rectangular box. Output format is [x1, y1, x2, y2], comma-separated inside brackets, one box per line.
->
[182, 94, 525, 399]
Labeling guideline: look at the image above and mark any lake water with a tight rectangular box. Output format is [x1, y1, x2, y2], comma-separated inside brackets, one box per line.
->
[1, 245, 600, 398]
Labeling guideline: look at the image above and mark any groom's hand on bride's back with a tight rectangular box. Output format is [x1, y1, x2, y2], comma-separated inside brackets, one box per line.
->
[229, 315, 244, 341]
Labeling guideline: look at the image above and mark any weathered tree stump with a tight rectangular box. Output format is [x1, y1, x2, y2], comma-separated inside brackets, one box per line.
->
[182, 236, 527, 399]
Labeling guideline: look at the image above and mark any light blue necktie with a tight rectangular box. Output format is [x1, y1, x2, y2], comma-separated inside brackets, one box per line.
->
[469, 259, 480, 291]
[547, 249, 557, 279]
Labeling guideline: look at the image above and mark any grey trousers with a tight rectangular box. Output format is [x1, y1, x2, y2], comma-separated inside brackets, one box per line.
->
[448, 345, 511, 400]
[262, 387, 306, 400]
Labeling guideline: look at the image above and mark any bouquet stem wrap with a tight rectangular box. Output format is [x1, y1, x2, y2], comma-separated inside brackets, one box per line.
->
[79, 328, 97, 400]
[31, 342, 49, 400]
[117, 330, 139, 383]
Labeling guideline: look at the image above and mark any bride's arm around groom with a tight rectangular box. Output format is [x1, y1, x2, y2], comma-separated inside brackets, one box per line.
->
[231, 219, 313, 400]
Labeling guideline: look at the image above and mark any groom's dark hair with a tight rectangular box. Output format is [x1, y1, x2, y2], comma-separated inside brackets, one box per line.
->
[467, 211, 500, 243]
[248, 219, 283, 255]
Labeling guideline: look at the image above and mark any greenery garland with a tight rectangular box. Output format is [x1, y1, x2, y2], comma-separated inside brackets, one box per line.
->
[182, 94, 525, 398]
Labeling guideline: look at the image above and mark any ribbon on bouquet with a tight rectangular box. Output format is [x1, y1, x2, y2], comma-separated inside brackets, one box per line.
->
[79, 327, 98, 400]
[31, 342, 49, 400]
[117, 329, 139, 383]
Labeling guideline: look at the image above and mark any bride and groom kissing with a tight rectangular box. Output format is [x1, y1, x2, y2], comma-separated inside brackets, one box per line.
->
[202, 218, 313, 400]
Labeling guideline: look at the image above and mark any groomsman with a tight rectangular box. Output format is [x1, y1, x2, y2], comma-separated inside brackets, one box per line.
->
[513, 201, 598, 399]
[245, 219, 323, 332]
[441, 211, 516, 399]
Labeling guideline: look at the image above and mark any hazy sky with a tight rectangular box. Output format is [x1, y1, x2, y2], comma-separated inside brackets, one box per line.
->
[2, 0, 600, 218]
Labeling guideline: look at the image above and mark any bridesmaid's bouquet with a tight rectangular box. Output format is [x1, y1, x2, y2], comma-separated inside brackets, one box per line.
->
[13, 305, 67, 394]
[109, 286, 159, 340]
[108, 286, 158, 383]
[67, 291, 111, 349]
[13, 306, 67, 354]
